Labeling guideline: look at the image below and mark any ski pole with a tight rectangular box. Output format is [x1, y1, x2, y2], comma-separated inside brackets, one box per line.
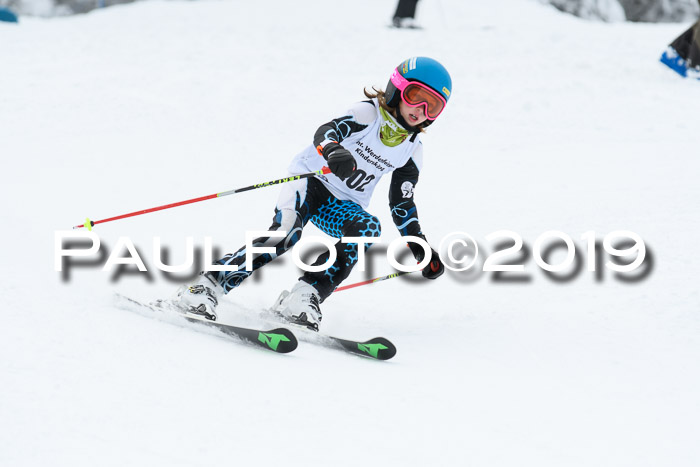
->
[73, 167, 331, 230]
[334, 271, 415, 292]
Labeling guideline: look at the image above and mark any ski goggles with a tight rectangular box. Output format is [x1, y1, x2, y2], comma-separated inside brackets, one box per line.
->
[390, 68, 447, 120]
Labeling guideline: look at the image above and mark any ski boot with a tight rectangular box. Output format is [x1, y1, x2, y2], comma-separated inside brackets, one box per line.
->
[271, 281, 322, 331]
[175, 273, 223, 321]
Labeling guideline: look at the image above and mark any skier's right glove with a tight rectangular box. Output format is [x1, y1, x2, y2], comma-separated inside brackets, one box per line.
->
[409, 242, 445, 280]
[320, 142, 356, 180]
[422, 251, 445, 280]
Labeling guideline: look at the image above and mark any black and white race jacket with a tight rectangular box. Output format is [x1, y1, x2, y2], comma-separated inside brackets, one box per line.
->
[288, 98, 427, 241]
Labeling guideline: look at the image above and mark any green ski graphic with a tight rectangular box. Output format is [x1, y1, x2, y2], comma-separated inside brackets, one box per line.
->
[258, 332, 291, 351]
[357, 342, 389, 359]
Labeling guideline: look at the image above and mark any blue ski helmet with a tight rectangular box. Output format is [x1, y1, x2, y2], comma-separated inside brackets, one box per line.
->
[385, 56, 452, 116]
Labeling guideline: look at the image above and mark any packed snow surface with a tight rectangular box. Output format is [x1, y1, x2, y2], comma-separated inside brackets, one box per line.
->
[1, 0, 699, 466]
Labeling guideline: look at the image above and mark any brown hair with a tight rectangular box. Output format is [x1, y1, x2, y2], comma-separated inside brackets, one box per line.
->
[364, 87, 394, 113]
[364, 86, 428, 132]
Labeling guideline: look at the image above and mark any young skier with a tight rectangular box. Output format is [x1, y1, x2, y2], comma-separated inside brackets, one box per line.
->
[175, 56, 452, 330]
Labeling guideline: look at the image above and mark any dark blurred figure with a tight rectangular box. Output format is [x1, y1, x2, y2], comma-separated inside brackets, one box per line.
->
[392, 0, 421, 29]
[660, 2, 700, 79]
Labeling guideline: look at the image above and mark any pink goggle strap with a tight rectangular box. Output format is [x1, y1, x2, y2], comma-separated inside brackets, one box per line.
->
[390, 68, 411, 91]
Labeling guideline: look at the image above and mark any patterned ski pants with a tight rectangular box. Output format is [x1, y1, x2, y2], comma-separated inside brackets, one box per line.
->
[211, 177, 381, 301]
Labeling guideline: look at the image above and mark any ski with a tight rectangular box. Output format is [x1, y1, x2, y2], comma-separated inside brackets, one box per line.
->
[261, 307, 397, 360]
[116, 295, 298, 354]
[318, 335, 397, 361]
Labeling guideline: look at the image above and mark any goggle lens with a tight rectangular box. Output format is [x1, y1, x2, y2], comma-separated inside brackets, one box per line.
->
[401, 83, 446, 120]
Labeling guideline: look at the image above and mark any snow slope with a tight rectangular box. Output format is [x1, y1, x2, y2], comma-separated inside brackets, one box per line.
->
[1, 0, 699, 465]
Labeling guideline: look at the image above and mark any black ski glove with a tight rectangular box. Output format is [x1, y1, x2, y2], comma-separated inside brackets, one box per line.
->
[409, 243, 445, 280]
[322, 143, 356, 180]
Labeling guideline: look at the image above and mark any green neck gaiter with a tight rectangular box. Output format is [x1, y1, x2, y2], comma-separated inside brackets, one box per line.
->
[379, 107, 410, 147]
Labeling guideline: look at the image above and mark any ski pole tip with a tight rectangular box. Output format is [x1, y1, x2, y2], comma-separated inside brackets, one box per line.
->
[73, 217, 94, 231]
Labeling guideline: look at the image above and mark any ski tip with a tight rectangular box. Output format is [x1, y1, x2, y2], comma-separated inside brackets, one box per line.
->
[258, 328, 298, 353]
[358, 337, 397, 360]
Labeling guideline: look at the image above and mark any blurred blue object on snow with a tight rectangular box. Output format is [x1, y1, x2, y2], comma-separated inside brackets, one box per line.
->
[660, 46, 688, 77]
[0, 6, 19, 23]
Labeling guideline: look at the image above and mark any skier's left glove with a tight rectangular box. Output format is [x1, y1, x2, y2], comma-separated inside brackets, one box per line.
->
[409, 243, 444, 280]
[318, 141, 356, 180]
